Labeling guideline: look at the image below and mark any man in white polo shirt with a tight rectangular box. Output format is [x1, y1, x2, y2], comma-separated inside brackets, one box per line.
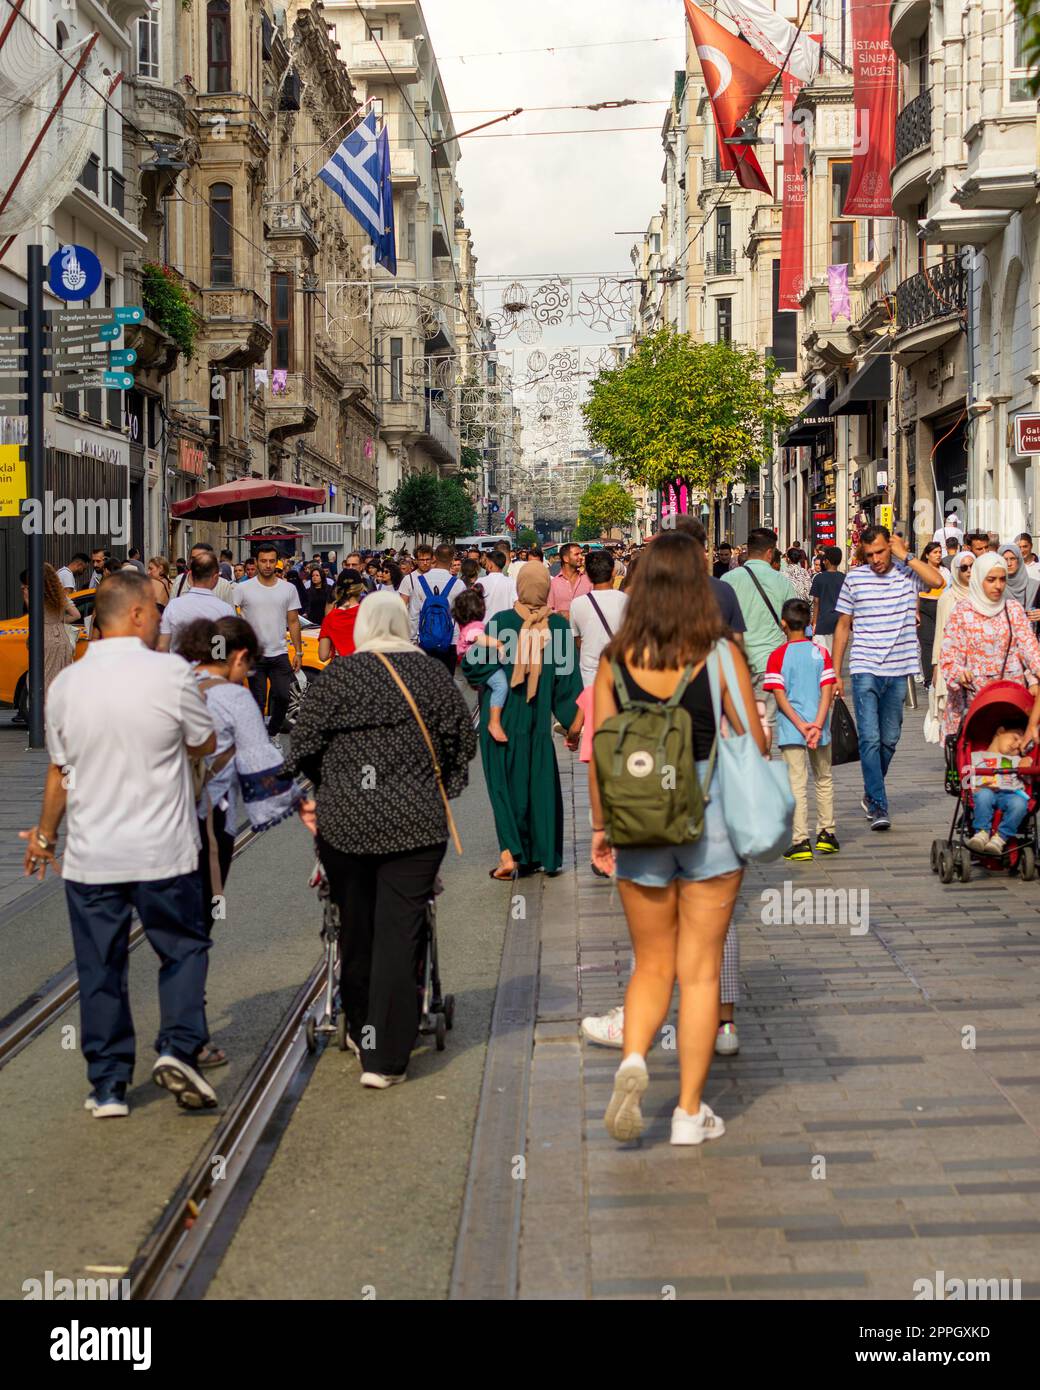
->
[476, 548, 517, 621]
[157, 551, 235, 654]
[236, 541, 303, 736]
[20, 571, 219, 1118]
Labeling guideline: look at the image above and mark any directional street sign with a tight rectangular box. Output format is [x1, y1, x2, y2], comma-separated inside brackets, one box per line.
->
[0, 398, 26, 415]
[114, 306, 143, 324]
[0, 330, 25, 349]
[45, 373, 107, 391]
[104, 370, 134, 389]
[50, 351, 109, 371]
[109, 348, 137, 367]
[0, 310, 24, 326]
[51, 323, 122, 345]
[0, 353, 26, 373]
[50, 308, 117, 328]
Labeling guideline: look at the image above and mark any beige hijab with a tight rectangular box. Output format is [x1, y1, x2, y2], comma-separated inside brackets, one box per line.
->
[511, 561, 552, 701]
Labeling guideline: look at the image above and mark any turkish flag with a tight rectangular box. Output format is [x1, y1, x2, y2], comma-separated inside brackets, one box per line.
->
[684, 0, 778, 195]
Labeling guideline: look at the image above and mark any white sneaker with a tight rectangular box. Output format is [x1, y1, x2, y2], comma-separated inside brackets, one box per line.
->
[714, 1022, 739, 1056]
[581, 1005, 624, 1048]
[152, 1055, 218, 1110]
[604, 1054, 648, 1141]
[360, 1071, 406, 1089]
[670, 1102, 726, 1146]
[966, 830, 990, 853]
[986, 833, 1007, 855]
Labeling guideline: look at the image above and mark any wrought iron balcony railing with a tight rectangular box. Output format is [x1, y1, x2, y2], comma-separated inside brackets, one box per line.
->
[895, 258, 967, 331]
[705, 252, 736, 277]
[895, 89, 931, 163]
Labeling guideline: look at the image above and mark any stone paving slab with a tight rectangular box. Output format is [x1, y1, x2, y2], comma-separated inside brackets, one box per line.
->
[517, 707, 1040, 1300]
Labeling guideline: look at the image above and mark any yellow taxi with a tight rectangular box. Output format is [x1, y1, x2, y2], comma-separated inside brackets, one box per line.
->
[0, 588, 94, 723]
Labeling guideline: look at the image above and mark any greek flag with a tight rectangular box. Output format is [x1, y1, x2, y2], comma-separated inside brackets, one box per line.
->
[318, 110, 397, 275]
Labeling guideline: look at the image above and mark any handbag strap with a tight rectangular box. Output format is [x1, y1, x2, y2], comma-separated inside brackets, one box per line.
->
[587, 593, 614, 639]
[373, 652, 462, 856]
[744, 565, 784, 633]
[999, 606, 1013, 681]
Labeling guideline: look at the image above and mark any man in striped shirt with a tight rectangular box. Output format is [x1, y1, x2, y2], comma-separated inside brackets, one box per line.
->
[831, 526, 944, 830]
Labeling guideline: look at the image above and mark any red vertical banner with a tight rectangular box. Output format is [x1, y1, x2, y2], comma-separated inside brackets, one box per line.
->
[843, 0, 897, 216]
[778, 73, 805, 312]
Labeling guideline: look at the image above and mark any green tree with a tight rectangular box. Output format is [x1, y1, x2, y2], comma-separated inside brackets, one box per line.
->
[576, 479, 635, 538]
[517, 526, 538, 548]
[387, 472, 441, 547]
[437, 478, 476, 540]
[1014, 1, 1040, 93]
[572, 519, 601, 542]
[459, 444, 482, 484]
[582, 328, 796, 553]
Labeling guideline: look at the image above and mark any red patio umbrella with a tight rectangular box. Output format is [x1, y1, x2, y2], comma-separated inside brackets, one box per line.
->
[170, 478, 326, 523]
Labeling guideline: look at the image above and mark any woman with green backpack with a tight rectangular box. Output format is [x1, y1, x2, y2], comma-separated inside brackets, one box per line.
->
[589, 531, 769, 1147]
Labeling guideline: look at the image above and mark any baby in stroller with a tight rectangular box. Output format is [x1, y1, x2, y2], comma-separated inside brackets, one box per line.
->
[965, 727, 1032, 856]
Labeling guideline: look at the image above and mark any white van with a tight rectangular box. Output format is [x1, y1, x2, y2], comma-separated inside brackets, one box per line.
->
[453, 534, 512, 553]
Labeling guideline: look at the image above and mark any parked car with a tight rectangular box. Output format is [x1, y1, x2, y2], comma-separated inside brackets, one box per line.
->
[0, 588, 94, 723]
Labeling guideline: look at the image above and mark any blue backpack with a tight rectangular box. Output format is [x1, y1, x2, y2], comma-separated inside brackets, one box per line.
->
[416, 574, 458, 652]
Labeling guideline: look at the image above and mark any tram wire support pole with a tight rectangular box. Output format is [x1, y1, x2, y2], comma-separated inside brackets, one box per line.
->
[26, 244, 46, 750]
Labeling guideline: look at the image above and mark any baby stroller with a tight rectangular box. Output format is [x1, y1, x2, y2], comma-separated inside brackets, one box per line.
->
[931, 680, 1040, 884]
[304, 861, 455, 1054]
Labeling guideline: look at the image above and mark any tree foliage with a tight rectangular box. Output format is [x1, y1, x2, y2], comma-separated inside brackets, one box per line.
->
[438, 478, 476, 540]
[576, 480, 635, 538]
[387, 473, 441, 544]
[1014, 0, 1040, 94]
[517, 526, 539, 548]
[582, 328, 797, 550]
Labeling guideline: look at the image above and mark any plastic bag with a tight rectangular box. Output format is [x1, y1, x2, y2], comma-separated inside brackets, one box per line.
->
[831, 696, 860, 765]
[923, 684, 942, 744]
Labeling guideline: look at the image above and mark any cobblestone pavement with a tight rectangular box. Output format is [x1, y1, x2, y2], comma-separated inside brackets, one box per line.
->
[517, 705, 1040, 1300]
[0, 722, 59, 919]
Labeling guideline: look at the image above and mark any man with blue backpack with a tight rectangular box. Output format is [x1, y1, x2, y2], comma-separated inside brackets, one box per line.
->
[399, 542, 460, 673]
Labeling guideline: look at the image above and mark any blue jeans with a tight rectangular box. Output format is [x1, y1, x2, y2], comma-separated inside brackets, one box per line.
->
[64, 873, 211, 1088]
[973, 788, 1028, 838]
[487, 668, 508, 710]
[851, 673, 907, 813]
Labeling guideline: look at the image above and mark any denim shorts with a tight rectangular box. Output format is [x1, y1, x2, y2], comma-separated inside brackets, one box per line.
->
[614, 763, 743, 887]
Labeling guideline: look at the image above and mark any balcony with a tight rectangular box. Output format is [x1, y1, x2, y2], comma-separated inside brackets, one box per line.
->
[889, 0, 930, 62]
[349, 39, 420, 84]
[431, 208, 453, 259]
[263, 372, 319, 442]
[390, 145, 419, 188]
[891, 90, 932, 215]
[700, 157, 733, 192]
[265, 201, 320, 255]
[426, 403, 461, 471]
[123, 265, 182, 378]
[199, 287, 272, 368]
[126, 78, 192, 144]
[801, 279, 860, 368]
[892, 259, 967, 364]
[705, 252, 737, 278]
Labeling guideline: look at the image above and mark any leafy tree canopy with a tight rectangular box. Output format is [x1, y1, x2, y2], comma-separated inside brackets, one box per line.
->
[576, 480, 635, 538]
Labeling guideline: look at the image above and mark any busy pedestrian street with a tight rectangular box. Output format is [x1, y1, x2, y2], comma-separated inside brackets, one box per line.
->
[4, 0, 1040, 1358]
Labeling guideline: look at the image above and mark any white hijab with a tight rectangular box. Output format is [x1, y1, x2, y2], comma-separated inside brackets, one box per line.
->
[967, 551, 1008, 618]
[353, 590, 416, 654]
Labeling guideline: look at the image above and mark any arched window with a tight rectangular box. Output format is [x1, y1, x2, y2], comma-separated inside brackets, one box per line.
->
[207, 1, 231, 93]
[56, 22, 68, 50]
[210, 183, 233, 284]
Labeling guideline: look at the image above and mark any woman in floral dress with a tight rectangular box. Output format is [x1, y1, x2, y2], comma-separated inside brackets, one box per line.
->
[939, 551, 1040, 739]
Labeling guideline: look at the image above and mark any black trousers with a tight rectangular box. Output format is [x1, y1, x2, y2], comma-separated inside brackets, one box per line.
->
[318, 837, 447, 1076]
[427, 646, 458, 677]
[197, 804, 235, 928]
[249, 653, 293, 735]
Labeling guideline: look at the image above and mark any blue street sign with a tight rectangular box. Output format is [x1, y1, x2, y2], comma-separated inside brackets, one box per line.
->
[103, 370, 134, 390]
[48, 245, 103, 301]
[109, 348, 137, 367]
[98, 324, 122, 342]
[114, 306, 143, 324]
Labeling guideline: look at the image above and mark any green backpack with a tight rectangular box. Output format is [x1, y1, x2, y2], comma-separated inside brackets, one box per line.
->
[592, 662, 715, 848]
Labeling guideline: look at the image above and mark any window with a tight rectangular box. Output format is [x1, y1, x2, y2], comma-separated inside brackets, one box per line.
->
[56, 21, 68, 49]
[136, 10, 159, 80]
[209, 183, 233, 284]
[771, 260, 797, 371]
[207, 1, 231, 93]
[716, 298, 733, 344]
[370, 26, 383, 40]
[910, 32, 928, 96]
[916, 199, 927, 272]
[1009, 13, 1032, 102]
[715, 205, 731, 270]
[830, 160, 854, 265]
[80, 152, 100, 194]
[390, 337, 404, 401]
[272, 271, 294, 371]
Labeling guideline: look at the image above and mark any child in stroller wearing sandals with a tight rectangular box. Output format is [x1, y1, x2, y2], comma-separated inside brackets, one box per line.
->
[965, 726, 1033, 856]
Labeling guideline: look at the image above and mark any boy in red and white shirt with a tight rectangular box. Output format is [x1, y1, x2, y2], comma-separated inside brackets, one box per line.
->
[762, 597, 839, 861]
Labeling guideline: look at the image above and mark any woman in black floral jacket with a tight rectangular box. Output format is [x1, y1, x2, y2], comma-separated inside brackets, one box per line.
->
[288, 592, 476, 1089]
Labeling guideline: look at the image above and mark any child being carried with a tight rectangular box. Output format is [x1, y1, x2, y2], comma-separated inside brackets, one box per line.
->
[453, 586, 509, 744]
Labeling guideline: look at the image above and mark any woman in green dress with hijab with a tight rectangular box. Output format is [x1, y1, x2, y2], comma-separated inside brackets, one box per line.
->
[463, 561, 583, 878]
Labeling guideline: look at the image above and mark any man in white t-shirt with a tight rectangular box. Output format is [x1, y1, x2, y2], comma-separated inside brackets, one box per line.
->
[21, 570, 219, 1118]
[476, 549, 517, 621]
[235, 542, 303, 736]
[56, 553, 90, 592]
[932, 509, 963, 547]
[158, 552, 235, 654]
[398, 542, 459, 665]
[569, 549, 629, 686]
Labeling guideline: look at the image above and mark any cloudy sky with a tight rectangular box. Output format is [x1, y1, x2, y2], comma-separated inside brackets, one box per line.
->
[424, 0, 687, 279]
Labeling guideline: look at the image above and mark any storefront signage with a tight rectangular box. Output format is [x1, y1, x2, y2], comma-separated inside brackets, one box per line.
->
[0, 443, 26, 517]
[812, 509, 836, 547]
[179, 439, 207, 476]
[1013, 414, 1040, 455]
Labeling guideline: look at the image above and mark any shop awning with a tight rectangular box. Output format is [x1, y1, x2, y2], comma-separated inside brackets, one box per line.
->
[781, 387, 835, 446]
[829, 354, 891, 416]
[170, 479, 327, 523]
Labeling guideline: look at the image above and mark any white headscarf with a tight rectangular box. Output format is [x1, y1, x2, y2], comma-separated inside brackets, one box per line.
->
[952, 550, 974, 588]
[967, 551, 1009, 618]
[353, 590, 417, 654]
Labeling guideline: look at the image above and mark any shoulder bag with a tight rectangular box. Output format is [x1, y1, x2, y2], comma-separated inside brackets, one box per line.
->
[373, 652, 463, 856]
[587, 593, 615, 639]
[743, 565, 784, 635]
[705, 640, 794, 862]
